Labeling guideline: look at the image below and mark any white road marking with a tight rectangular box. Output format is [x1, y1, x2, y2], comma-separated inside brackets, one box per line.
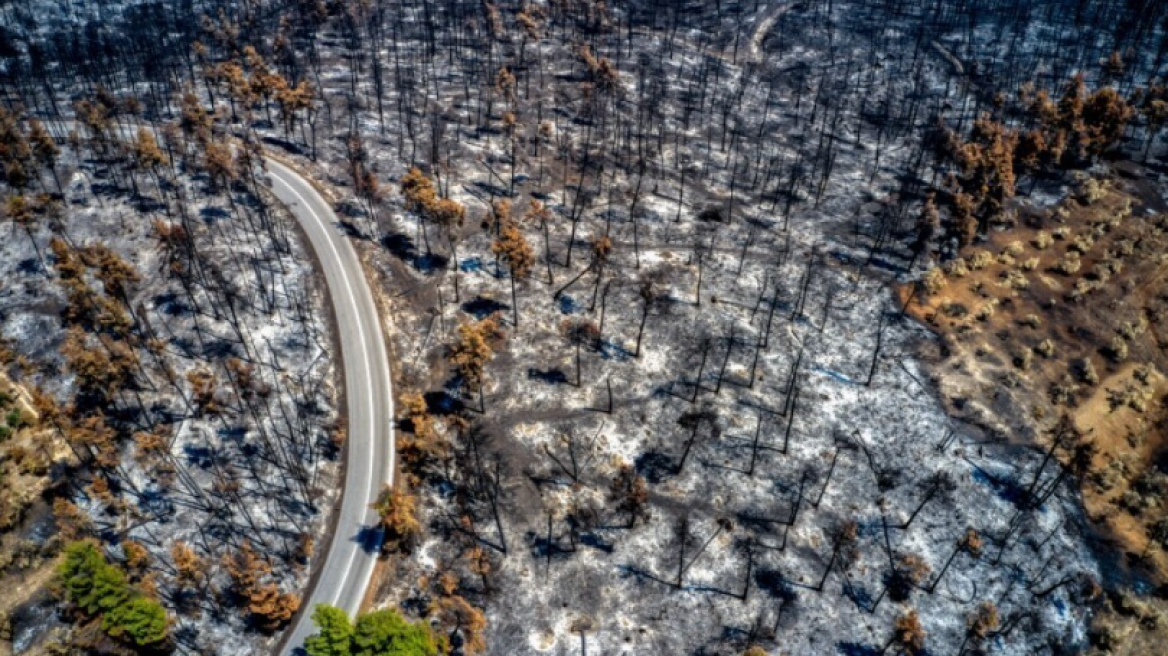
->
[266, 162, 393, 620]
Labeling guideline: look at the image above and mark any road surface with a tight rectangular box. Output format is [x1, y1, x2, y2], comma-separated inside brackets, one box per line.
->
[265, 159, 394, 654]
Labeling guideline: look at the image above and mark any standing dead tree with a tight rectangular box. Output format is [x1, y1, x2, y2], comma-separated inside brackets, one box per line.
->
[448, 314, 506, 412]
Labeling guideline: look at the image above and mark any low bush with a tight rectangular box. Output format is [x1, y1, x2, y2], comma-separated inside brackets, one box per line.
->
[1035, 339, 1056, 358]
[946, 258, 970, 277]
[969, 251, 994, 270]
[1055, 252, 1081, 275]
[305, 605, 438, 656]
[922, 268, 947, 294]
[57, 541, 169, 648]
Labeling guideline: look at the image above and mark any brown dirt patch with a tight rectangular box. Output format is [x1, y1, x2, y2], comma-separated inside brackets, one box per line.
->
[900, 176, 1168, 582]
[1073, 364, 1168, 575]
[0, 374, 66, 655]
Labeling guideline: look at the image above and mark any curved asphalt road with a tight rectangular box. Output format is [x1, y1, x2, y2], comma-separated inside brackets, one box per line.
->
[265, 160, 394, 654]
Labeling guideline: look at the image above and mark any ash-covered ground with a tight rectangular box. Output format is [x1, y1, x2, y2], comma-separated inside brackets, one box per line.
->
[243, 0, 1163, 653]
[0, 119, 340, 654]
[3, 0, 1162, 653]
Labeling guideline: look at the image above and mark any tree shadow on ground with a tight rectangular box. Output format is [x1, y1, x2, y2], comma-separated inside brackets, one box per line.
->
[527, 532, 577, 564]
[462, 296, 508, 319]
[413, 252, 448, 274]
[423, 389, 464, 416]
[528, 368, 569, 385]
[843, 578, 878, 612]
[578, 532, 614, 553]
[753, 569, 798, 601]
[836, 643, 883, 656]
[598, 340, 633, 361]
[634, 450, 676, 484]
[201, 338, 239, 360]
[154, 292, 193, 317]
[472, 180, 510, 198]
[558, 294, 582, 314]
[968, 462, 1028, 507]
[132, 196, 168, 214]
[337, 220, 369, 241]
[616, 564, 676, 590]
[89, 181, 122, 197]
[381, 232, 417, 262]
[199, 206, 231, 223]
[316, 431, 342, 459]
[135, 486, 174, 518]
[260, 134, 304, 156]
[16, 257, 42, 274]
[381, 231, 450, 273]
[689, 584, 742, 598]
[183, 444, 217, 469]
[352, 524, 385, 555]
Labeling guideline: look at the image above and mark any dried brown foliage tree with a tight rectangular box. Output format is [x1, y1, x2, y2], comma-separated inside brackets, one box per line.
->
[372, 485, 422, 552]
[491, 216, 535, 326]
[449, 315, 504, 410]
[222, 541, 301, 631]
[886, 609, 926, 655]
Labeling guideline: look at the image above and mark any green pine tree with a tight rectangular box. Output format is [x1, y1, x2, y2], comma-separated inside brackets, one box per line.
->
[57, 541, 170, 647]
[102, 596, 169, 646]
[59, 541, 128, 615]
[305, 604, 355, 656]
[353, 609, 436, 656]
[306, 605, 436, 656]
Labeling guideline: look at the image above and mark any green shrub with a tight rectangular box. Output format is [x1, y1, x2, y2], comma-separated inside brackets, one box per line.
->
[1119, 317, 1148, 340]
[1019, 314, 1042, 328]
[306, 605, 437, 656]
[1077, 358, 1100, 386]
[102, 596, 169, 647]
[354, 609, 437, 656]
[1109, 336, 1129, 362]
[5, 409, 27, 431]
[1054, 252, 1081, 275]
[1014, 350, 1033, 371]
[1070, 234, 1094, 253]
[974, 301, 997, 321]
[946, 258, 970, 277]
[969, 251, 994, 270]
[1074, 278, 1099, 295]
[305, 605, 354, 656]
[922, 268, 947, 294]
[1035, 339, 1056, 358]
[58, 542, 130, 616]
[1002, 270, 1029, 289]
[57, 541, 169, 647]
[1118, 197, 1133, 219]
[1079, 178, 1108, 203]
